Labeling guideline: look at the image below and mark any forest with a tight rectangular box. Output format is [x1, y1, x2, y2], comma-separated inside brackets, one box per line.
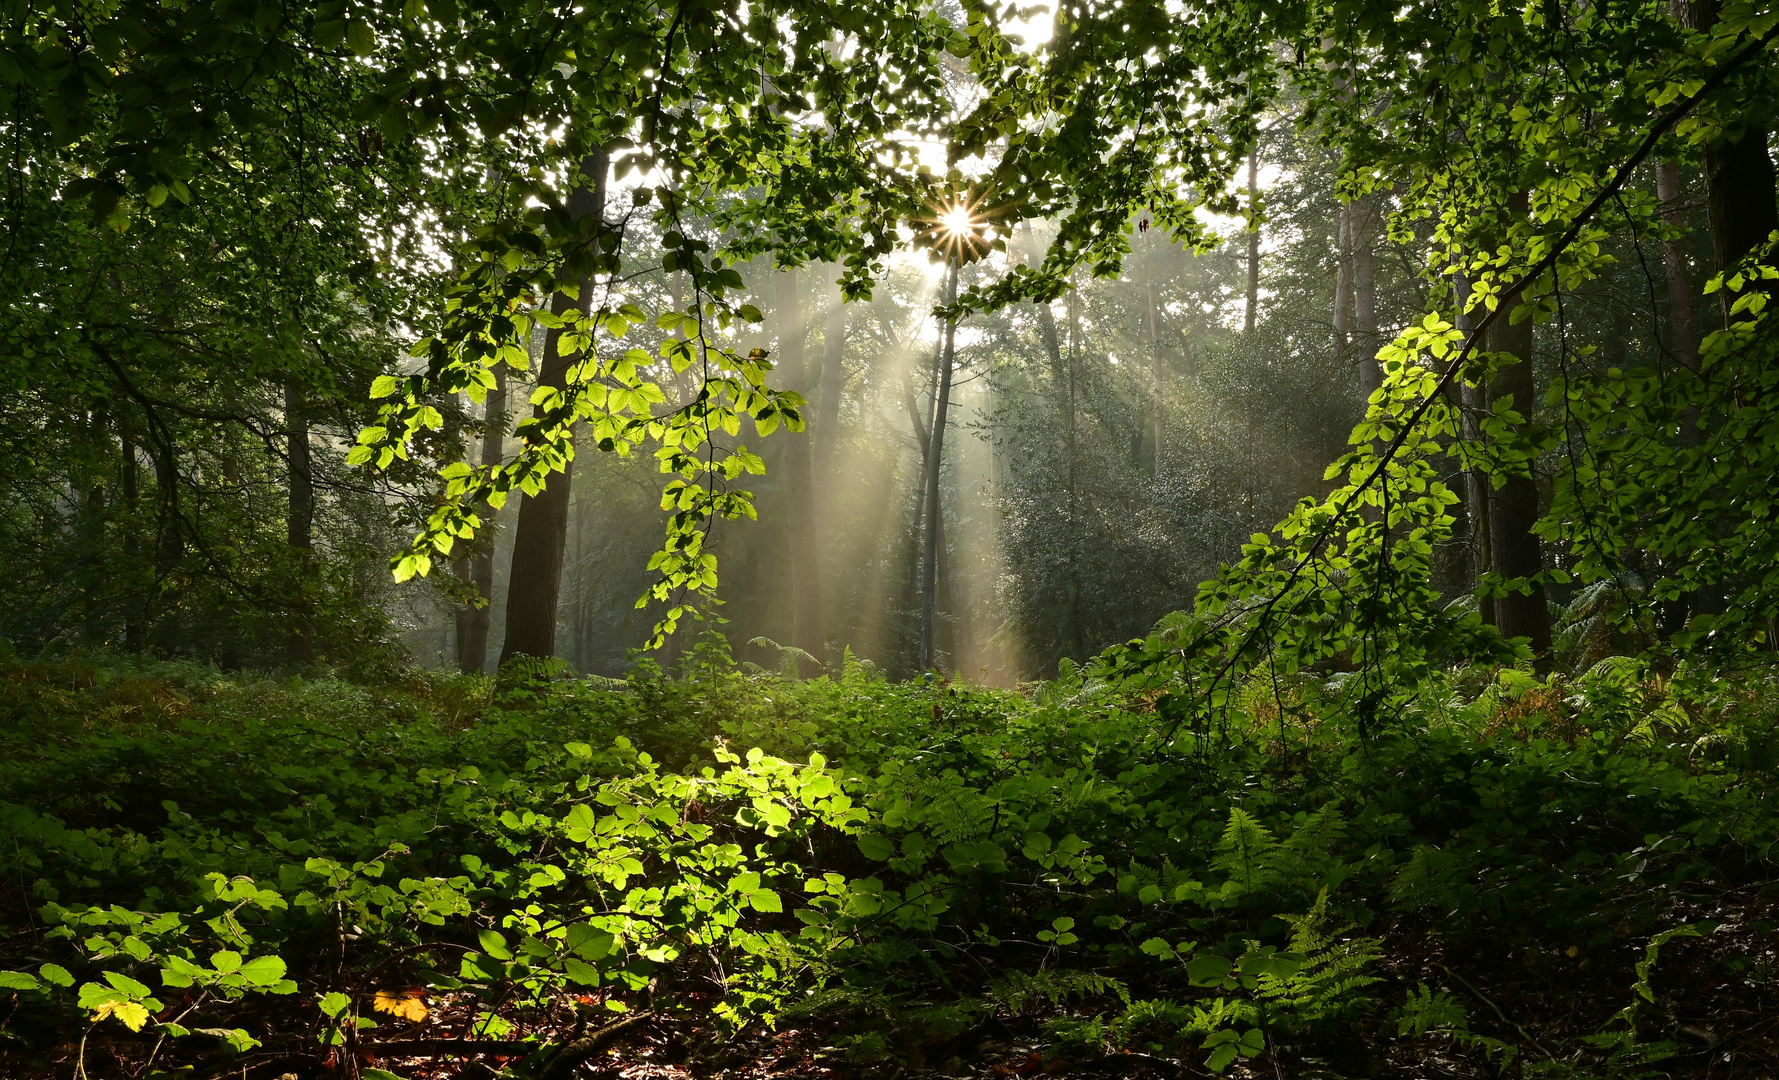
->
[4, 0, 1779, 1077]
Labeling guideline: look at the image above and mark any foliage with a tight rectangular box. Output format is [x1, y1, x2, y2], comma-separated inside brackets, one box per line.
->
[2, 648, 1775, 1075]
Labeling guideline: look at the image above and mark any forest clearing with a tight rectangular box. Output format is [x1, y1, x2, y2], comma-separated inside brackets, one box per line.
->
[5, 1, 1779, 1078]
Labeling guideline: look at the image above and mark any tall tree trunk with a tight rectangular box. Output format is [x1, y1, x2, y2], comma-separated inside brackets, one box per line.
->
[1351, 198, 1381, 404]
[1486, 192, 1552, 667]
[1334, 202, 1354, 356]
[1676, 0, 1779, 317]
[1703, 131, 1777, 314]
[1145, 262, 1165, 470]
[1453, 273, 1495, 627]
[815, 269, 846, 516]
[285, 380, 312, 550]
[918, 264, 958, 671]
[778, 266, 826, 670]
[1244, 149, 1261, 333]
[120, 430, 143, 650]
[457, 365, 506, 673]
[500, 150, 607, 667]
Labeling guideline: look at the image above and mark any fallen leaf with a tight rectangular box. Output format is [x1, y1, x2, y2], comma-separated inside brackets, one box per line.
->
[372, 989, 429, 1023]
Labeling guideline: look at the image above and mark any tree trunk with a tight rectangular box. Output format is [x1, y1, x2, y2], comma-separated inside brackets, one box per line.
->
[778, 266, 826, 670]
[1145, 265, 1165, 470]
[1244, 149, 1261, 333]
[457, 366, 506, 673]
[500, 150, 607, 667]
[1677, 0, 1778, 318]
[1453, 273, 1496, 627]
[120, 430, 143, 650]
[918, 264, 959, 672]
[1485, 192, 1551, 667]
[1334, 202, 1353, 355]
[815, 269, 846, 517]
[285, 380, 312, 550]
[1703, 130, 1777, 315]
[1351, 198, 1381, 405]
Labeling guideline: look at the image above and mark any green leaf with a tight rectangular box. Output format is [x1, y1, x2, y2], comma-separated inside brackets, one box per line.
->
[319, 991, 351, 1018]
[856, 833, 896, 861]
[39, 964, 74, 987]
[748, 890, 784, 913]
[0, 971, 39, 991]
[237, 956, 287, 986]
[346, 20, 377, 56]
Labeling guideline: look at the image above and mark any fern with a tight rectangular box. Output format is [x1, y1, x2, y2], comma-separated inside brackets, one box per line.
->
[1254, 889, 1383, 1025]
[989, 968, 1130, 1015]
[1396, 984, 1518, 1071]
[1211, 807, 1278, 895]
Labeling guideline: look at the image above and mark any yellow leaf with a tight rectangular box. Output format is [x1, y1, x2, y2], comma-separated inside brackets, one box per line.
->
[373, 989, 429, 1022]
[93, 1000, 152, 1031]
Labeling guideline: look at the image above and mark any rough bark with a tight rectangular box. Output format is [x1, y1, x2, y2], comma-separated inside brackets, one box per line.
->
[1485, 192, 1552, 667]
[917, 264, 958, 672]
[457, 366, 505, 674]
[500, 150, 607, 667]
[778, 266, 826, 670]
[1676, 0, 1779, 318]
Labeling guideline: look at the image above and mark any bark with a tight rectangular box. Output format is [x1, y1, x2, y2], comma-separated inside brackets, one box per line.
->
[500, 150, 607, 667]
[457, 366, 506, 673]
[1485, 192, 1552, 667]
[917, 264, 958, 672]
[778, 266, 826, 670]
[1334, 203, 1354, 355]
[1244, 149, 1261, 333]
[1677, 0, 1779, 319]
[285, 380, 312, 550]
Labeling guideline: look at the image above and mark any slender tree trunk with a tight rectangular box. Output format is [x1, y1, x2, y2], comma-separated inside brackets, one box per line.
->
[918, 264, 958, 671]
[1334, 202, 1354, 356]
[1145, 265, 1165, 470]
[1244, 149, 1261, 333]
[285, 381, 312, 550]
[1351, 198, 1381, 404]
[501, 150, 607, 667]
[815, 269, 846, 515]
[778, 266, 826, 670]
[1486, 192, 1551, 667]
[120, 431, 143, 650]
[456, 366, 506, 673]
[1454, 273, 1495, 626]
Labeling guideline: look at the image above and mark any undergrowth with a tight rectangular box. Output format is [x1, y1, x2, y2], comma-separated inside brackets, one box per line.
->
[1, 642, 1776, 1077]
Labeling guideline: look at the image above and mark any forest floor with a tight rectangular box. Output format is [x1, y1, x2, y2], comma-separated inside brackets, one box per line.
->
[7, 654, 1779, 1079]
[351, 885, 1779, 1080]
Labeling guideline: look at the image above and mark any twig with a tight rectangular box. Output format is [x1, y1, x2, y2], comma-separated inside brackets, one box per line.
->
[535, 1010, 654, 1080]
[1432, 961, 1554, 1058]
